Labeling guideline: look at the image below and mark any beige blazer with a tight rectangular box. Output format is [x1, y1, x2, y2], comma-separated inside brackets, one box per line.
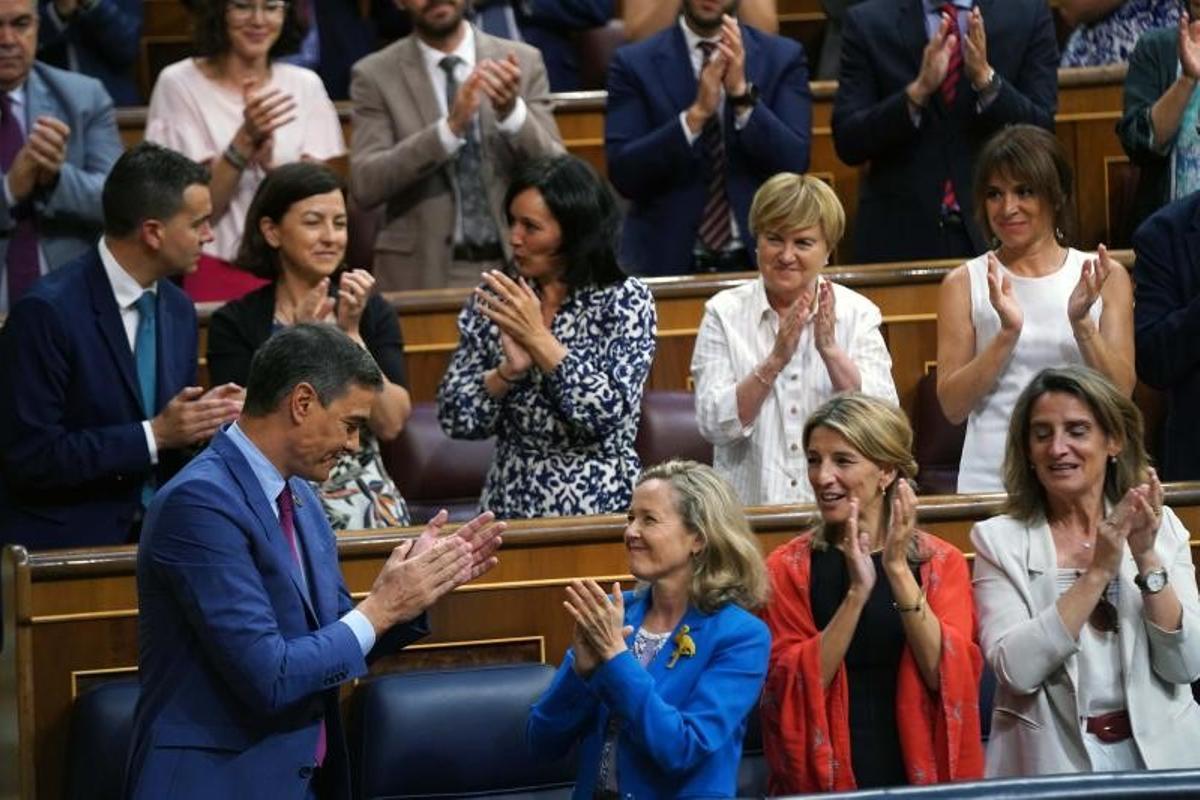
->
[971, 508, 1200, 777]
[349, 26, 564, 290]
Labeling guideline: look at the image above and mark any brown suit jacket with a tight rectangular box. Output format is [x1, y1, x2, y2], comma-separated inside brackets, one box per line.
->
[349, 26, 564, 290]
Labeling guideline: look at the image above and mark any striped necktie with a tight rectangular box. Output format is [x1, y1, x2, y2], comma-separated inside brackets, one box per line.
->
[696, 42, 733, 253]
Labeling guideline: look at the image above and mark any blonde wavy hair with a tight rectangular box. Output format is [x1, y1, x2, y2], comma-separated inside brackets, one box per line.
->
[802, 394, 926, 563]
[636, 460, 769, 613]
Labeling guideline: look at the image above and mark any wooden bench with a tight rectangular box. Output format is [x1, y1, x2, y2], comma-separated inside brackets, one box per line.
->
[4, 482, 1199, 799]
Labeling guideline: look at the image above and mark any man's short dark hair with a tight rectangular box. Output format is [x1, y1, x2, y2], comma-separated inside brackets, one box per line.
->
[243, 323, 383, 416]
[102, 142, 211, 237]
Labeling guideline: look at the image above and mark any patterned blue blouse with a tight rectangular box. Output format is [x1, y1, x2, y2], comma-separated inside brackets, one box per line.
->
[1061, 0, 1180, 67]
[437, 277, 657, 519]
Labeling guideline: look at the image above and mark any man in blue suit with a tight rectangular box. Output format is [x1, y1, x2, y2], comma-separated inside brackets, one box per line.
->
[831, 0, 1058, 263]
[126, 323, 504, 800]
[0, 0, 123, 311]
[37, 0, 143, 105]
[0, 142, 244, 551]
[1133, 191, 1200, 481]
[604, 0, 811, 276]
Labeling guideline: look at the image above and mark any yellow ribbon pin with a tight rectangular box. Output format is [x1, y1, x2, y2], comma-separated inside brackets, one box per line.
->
[666, 624, 696, 669]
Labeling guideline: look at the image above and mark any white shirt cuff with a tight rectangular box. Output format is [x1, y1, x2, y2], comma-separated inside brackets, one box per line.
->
[733, 105, 753, 130]
[3, 174, 15, 207]
[495, 97, 528, 135]
[142, 420, 159, 465]
[679, 111, 701, 146]
[436, 118, 466, 157]
[341, 608, 378, 656]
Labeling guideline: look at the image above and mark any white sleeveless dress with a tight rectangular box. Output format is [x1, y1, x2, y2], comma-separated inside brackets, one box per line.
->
[956, 249, 1102, 493]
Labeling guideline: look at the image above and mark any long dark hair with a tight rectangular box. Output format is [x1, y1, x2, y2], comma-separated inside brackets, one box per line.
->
[191, 0, 304, 59]
[503, 155, 626, 290]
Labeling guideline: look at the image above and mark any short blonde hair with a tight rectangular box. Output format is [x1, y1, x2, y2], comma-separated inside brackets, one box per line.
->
[636, 460, 769, 613]
[748, 172, 845, 246]
[1003, 366, 1149, 523]
[801, 394, 925, 562]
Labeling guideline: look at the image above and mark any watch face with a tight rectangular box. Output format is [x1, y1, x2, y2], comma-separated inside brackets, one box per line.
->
[1145, 570, 1168, 593]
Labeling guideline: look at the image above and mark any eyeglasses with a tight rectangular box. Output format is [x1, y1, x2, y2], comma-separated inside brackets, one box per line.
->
[227, 0, 289, 22]
[1089, 594, 1119, 634]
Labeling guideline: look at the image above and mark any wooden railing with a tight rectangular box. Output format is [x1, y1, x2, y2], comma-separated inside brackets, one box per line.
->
[3, 481, 1199, 799]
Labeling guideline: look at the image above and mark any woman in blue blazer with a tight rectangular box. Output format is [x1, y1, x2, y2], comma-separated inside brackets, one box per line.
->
[528, 460, 771, 799]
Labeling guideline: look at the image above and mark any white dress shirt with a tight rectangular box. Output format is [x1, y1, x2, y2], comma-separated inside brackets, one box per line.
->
[98, 238, 160, 464]
[691, 276, 898, 506]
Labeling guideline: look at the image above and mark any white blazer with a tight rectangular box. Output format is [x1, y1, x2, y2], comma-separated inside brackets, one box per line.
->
[971, 507, 1200, 777]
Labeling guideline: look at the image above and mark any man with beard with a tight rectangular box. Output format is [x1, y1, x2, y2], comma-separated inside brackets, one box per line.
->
[125, 323, 504, 800]
[604, 0, 811, 276]
[349, 0, 563, 290]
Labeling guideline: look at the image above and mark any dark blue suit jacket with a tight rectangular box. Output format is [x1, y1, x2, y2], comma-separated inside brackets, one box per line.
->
[605, 24, 811, 276]
[37, 0, 142, 105]
[126, 430, 427, 800]
[313, 0, 375, 100]
[518, 0, 614, 92]
[1133, 191, 1200, 481]
[831, 0, 1058, 263]
[0, 248, 196, 549]
[528, 591, 770, 798]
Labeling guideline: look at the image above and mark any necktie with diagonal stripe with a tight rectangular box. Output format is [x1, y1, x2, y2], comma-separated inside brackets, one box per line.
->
[696, 42, 733, 253]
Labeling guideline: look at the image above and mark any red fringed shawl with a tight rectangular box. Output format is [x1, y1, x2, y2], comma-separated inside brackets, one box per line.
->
[759, 532, 985, 794]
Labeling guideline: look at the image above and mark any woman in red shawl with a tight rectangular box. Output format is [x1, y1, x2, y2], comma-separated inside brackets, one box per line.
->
[761, 393, 984, 793]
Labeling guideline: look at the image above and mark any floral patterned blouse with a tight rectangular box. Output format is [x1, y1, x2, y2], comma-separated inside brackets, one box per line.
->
[437, 277, 657, 519]
[1060, 0, 1180, 67]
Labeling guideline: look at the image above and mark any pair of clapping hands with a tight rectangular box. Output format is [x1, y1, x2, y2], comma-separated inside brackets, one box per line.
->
[150, 383, 245, 450]
[448, 53, 526, 137]
[839, 479, 921, 596]
[1089, 468, 1166, 580]
[985, 245, 1116, 337]
[280, 270, 376, 343]
[233, 79, 299, 170]
[357, 509, 505, 635]
[770, 279, 838, 367]
[8, 115, 72, 204]
[909, 5, 991, 106]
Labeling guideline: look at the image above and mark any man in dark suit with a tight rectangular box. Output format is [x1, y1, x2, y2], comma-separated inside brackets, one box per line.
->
[37, 0, 142, 105]
[126, 323, 504, 800]
[831, 0, 1058, 263]
[1133, 191, 1200, 481]
[0, 0, 124, 311]
[0, 142, 243, 551]
[604, 0, 810, 276]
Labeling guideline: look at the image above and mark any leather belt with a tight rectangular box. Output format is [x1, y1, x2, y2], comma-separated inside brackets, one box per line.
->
[1085, 709, 1132, 743]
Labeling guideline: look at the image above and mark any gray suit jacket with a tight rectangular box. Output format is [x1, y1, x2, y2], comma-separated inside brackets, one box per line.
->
[349, 26, 564, 291]
[972, 509, 1200, 776]
[0, 61, 122, 308]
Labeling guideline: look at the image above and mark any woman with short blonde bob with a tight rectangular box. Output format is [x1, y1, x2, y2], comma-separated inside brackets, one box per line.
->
[761, 394, 983, 793]
[972, 365, 1200, 776]
[528, 460, 771, 798]
[938, 125, 1135, 493]
[692, 173, 898, 508]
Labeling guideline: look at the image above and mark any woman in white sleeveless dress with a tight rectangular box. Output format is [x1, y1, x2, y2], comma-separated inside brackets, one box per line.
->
[936, 125, 1135, 493]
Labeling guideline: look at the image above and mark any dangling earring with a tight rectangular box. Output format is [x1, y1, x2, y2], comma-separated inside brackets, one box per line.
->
[1055, 226, 1064, 242]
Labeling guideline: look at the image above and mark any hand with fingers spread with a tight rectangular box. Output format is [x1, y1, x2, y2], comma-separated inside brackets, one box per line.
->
[239, 81, 297, 149]
[477, 54, 523, 120]
[334, 269, 375, 338]
[151, 386, 243, 449]
[357, 535, 474, 634]
[564, 580, 632, 662]
[986, 252, 1023, 334]
[442, 508, 505, 580]
[447, 70, 486, 138]
[292, 277, 335, 324]
[962, 6, 991, 88]
[841, 498, 878, 597]
[475, 269, 553, 348]
[908, 12, 957, 106]
[201, 382, 246, 411]
[882, 478, 919, 572]
[1092, 491, 1136, 580]
[719, 15, 747, 97]
[768, 284, 815, 367]
[1126, 469, 1165, 559]
[1180, 15, 1200, 81]
[1067, 244, 1113, 327]
[813, 279, 837, 355]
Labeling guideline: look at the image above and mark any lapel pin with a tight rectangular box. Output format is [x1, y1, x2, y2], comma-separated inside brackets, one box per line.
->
[666, 624, 695, 669]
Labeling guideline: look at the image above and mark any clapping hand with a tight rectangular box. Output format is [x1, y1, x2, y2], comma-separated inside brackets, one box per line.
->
[718, 14, 747, 96]
[910, 12, 957, 103]
[813, 279, 837, 355]
[475, 270, 551, 349]
[1068, 244, 1114, 328]
[241, 81, 297, 146]
[407, 509, 505, 583]
[564, 580, 632, 664]
[841, 498, 877, 597]
[1125, 468, 1164, 560]
[334, 269, 375, 338]
[769, 284, 815, 366]
[1179, 14, 1200, 81]
[882, 478, 918, 572]
[477, 54, 522, 120]
[986, 252, 1023, 334]
[962, 6, 990, 88]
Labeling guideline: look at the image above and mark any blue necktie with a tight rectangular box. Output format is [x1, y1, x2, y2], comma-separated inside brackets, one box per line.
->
[134, 291, 157, 507]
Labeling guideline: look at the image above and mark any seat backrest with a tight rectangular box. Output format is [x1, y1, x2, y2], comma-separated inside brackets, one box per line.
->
[64, 679, 140, 800]
[351, 663, 576, 800]
[379, 402, 495, 524]
[912, 368, 966, 495]
[737, 702, 768, 799]
[574, 19, 626, 91]
[635, 391, 712, 468]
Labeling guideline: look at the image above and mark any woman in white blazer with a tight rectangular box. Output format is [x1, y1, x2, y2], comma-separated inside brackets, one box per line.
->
[972, 365, 1200, 776]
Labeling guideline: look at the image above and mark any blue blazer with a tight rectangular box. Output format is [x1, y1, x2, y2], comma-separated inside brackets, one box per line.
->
[519, 0, 614, 92]
[831, 0, 1058, 263]
[528, 591, 770, 799]
[0, 248, 197, 549]
[0, 61, 123, 295]
[605, 24, 811, 276]
[1133, 191, 1200, 481]
[125, 430, 427, 800]
[37, 0, 143, 105]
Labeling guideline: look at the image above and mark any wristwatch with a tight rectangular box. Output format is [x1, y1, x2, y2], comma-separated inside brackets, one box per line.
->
[1134, 567, 1169, 595]
[728, 83, 759, 108]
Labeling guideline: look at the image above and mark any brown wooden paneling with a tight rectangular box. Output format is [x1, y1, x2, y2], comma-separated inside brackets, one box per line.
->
[4, 485, 1200, 800]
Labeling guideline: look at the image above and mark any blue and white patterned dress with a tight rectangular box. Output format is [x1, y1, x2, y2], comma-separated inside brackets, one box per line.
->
[437, 277, 657, 519]
[1060, 0, 1180, 67]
